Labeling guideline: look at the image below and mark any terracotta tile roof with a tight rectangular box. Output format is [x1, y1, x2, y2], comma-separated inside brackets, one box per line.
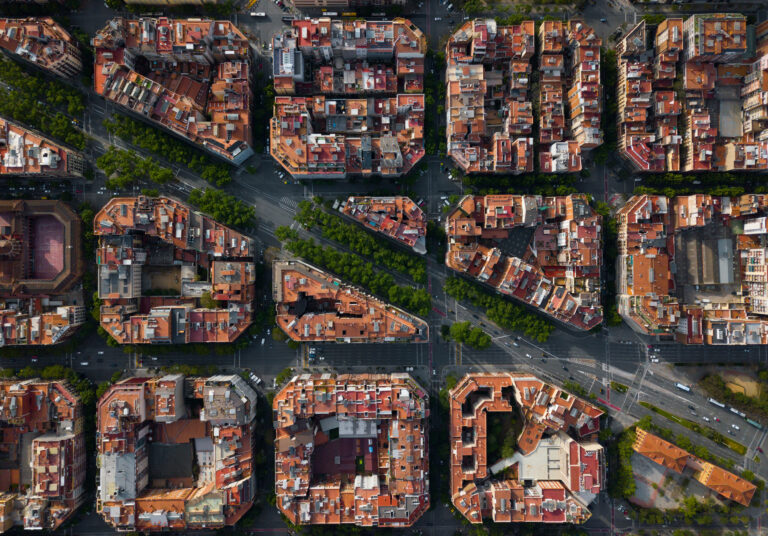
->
[97, 374, 258, 531]
[341, 196, 426, 254]
[0, 380, 85, 530]
[273, 260, 428, 343]
[94, 196, 254, 345]
[0, 117, 85, 178]
[0, 17, 82, 78]
[270, 18, 425, 178]
[273, 374, 429, 526]
[633, 428, 755, 506]
[449, 373, 603, 524]
[93, 17, 253, 164]
[445, 194, 602, 330]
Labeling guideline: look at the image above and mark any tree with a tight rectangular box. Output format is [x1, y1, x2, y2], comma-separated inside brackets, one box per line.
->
[200, 291, 219, 310]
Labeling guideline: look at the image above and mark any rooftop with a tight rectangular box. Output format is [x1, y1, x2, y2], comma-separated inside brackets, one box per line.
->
[92, 17, 253, 165]
[445, 194, 602, 330]
[617, 194, 768, 344]
[0, 116, 85, 178]
[340, 196, 426, 254]
[633, 428, 755, 506]
[270, 18, 425, 179]
[97, 374, 258, 531]
[273, 373, 429, 527]
[449, 373, 603, 524]
[94, 196, 254, 345]
[0, 17, 82, 78]
[273, 260, 428, 343]
[0, 379, 85, 531]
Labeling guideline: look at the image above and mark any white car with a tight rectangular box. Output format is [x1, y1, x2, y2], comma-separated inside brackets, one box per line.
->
[702, 416, 710, 422]
[98, 351, 104, 355]
[732, 424, 740, 431]
[80, 362, 89, 366]
[525, 353, 532, 359]
[512, 342, 519, 347]
[434, 17, 442, 21]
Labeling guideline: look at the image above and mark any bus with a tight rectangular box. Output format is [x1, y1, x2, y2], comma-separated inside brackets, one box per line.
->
[675, 383, 691, 393]
[708, 398, 726, 408]
[730, 407, 747, 418]
[746, 418, 763, 430]
[342, 11, 356, 17]
[322, 11, 338, 16]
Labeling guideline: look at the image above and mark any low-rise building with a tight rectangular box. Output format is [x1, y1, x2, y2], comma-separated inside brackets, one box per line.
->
[93, 17, 253, 165]
[273, 373, 429, 526]
[94, 196, 255, 345]
[97, 374, 258, 531]
[449, 373, 604, 524]
[445, 194, 603, 330]
[0, 18, 81, 78]
[0, 380, 86, 532]
[340, 196, 426, 254]
[0, 117, 86, 178]
[633, 428, 756, 506]
[273, 260, 428, 343]
[270, 18, 425, 178]
[0, 200, 85, 346]
[617, 193, 768, 344]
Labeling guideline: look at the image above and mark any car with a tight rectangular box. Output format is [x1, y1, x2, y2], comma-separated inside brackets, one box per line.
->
[434, 17, 442, 21]
[151, 356, 158, 361]
[688, 405, 696, 411]
[433, 369, 437, 376]
[417, 198, 425, 207]
[30, 357, 38, 363]
[512, 342, 519, 347]
[702, 416, 710, 422]
[251, 12, 266, 17]
[728, 429, 736, 436]
[651, 357, 660, 363]
[600, 18, 607, 23]
[562, 365, 568, 371]
[98, 351, 104, 355]
[758, 447, 764, 454]
[714, 416, 720, 422]
[80, 362, 89, 366]
[309, 347, 317, 357]
[267, 328, 271, 335]
[525, 353, 532, 359]
[261, 338, 266, 346]
[732, 424, 740, 431]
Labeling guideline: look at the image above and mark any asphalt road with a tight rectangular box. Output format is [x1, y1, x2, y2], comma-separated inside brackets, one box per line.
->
[6, 0, 768, 534]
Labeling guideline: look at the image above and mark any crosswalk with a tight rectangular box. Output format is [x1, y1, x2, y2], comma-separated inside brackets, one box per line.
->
[279, 196, 298, 212]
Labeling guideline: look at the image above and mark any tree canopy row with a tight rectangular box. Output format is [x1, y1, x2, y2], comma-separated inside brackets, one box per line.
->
[103, 114, 231, 187]
[294, 201, 427, 283]
[188, 188, 255, 229]
[276, 230, 431, 317]
[0, 55, 84, 116]
[96, 146, 173, 189]
[444, 276, 554, 342]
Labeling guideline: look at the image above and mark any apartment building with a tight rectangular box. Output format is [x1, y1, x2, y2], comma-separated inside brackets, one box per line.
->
[0, 200, 85, 346]
[273, 373, 429, 527]
[444, 194, 603, 330]
[0, 380, 85, 532]
[94, 196, 255, 345]
[93, 18, 253, 165]
[273, 260, 429, 343]
[291, 0, 406, 8]
[616, 20, 684, 172]
[445, 19, 535, 174]
[0, 18, 81, 78]
[566, 21, 602, 151]
[339, 196, 426, 254]
[0, 117, 86, 178]
[97, 374, 258, 531]
[450, 373, 603, 524]
[617, 193, 768, 344]
[633, 428, 756, 506]
[270, 18, 425, 178]
[615, 14, 768, 173]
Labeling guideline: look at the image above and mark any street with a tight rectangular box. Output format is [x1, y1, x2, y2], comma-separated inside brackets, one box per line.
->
[2, 0, 768, 533]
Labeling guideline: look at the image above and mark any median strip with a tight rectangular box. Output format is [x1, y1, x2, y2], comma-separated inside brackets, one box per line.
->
[639, 401, 747, 456]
